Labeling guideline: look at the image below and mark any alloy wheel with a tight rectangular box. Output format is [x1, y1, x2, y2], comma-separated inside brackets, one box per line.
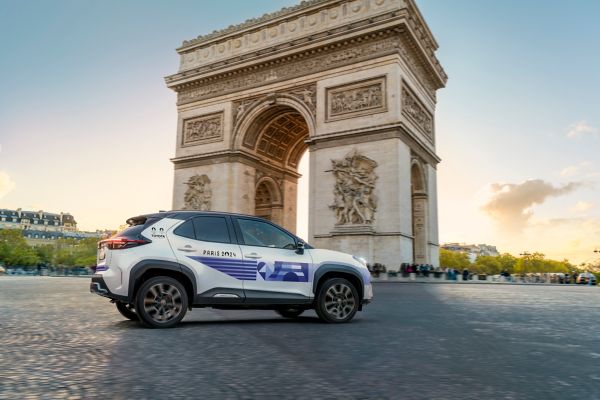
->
[324, 283, 356, 320]
[143, 283, 183, 323]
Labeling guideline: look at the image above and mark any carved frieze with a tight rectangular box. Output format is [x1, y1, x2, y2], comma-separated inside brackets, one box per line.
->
[402, 85, 433, 142]
[182, 112, 224, 146]
[183, 174, 212, 211]
[326, 76, 386, 121]
[177, 34, 401, 105]
[328, 150, 378, 225]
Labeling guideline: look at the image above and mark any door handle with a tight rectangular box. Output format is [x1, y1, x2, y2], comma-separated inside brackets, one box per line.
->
[244, 253, 262, 259]
[178, 245, 196, 252]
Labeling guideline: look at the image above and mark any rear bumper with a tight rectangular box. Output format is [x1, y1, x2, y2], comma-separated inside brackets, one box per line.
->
[90, 275, 128, 302]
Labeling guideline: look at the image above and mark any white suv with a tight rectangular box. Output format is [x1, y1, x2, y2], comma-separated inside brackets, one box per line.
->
[91, 211, 373, 328]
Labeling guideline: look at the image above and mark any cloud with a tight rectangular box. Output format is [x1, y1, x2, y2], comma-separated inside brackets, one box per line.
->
[481, 179, 583, 232]
[560, 161, 592, 177]
[566, 120, 597, 139]
[570, 201, 594, 213]
[0, 171, 15, 200]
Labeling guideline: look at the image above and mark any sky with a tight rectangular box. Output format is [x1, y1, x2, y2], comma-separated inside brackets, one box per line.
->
[0, 0, 599, 264]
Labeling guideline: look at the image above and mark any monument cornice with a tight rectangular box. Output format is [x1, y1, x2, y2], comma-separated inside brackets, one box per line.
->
[167, 26, 445, 105]
[171, 150, 303, 180]
[174, 0, 443, 80]
[305, 121, 441, 166]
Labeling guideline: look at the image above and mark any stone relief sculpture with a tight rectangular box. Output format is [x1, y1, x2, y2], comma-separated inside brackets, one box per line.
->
[328, 150, 378, 225]
[183, 113, 223, 145]
[326, 76, 386, 120]
[183, 174, 212, 211]
[290, 85, 316, 115]
[232, 83, 317, 126]
[401, 86, 433, 140]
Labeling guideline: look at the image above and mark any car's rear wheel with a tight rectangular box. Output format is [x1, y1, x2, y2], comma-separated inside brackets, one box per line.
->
[315, 278, 359, 323]
[135, 276, 188, 328]
[275, 307, 304, 318]
[115, 301, 137, 321]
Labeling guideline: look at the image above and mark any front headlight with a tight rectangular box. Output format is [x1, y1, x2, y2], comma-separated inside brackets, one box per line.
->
[353, 255, 367, 266]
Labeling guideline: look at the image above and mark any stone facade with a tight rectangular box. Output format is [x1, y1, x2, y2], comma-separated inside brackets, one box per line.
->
[166, 0, 446, 268]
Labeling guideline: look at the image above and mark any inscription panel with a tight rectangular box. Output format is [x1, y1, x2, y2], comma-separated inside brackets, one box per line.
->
[182, 112, 224, 146]
[326, 76, 387, 121]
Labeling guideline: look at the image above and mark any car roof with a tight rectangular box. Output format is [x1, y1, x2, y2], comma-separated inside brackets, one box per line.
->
[125, 210, 270, 225]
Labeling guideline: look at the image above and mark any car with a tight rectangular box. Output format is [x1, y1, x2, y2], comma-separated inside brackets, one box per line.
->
[91, 211, 373, 328]
[576, 272, 597, 285]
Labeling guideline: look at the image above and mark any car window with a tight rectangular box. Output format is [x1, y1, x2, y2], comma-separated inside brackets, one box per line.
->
[173, 219, 195, 240]
[193, 216, 231, 244]
[237, 218, 296, 249]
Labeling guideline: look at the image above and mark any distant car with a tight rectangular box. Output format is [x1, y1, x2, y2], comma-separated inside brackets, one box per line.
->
[576, 272, 597, 285]
[0, 266, 5, 274]
[91, 211, 373, 328]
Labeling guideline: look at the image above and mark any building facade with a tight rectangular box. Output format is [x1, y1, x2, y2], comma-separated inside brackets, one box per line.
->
[442, 243, 500, 263]
[166, 0, 447, 268]
[0, 208, 105, 245]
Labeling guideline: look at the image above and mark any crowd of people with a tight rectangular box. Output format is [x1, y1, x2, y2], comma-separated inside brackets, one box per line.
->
[367, 263, 597, 285]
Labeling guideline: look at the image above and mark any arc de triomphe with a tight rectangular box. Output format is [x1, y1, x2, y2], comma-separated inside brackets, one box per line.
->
[165, 0, 447, 268]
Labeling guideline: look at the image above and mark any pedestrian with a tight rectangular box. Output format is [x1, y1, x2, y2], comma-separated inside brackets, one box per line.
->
[462, 268, 469, 281]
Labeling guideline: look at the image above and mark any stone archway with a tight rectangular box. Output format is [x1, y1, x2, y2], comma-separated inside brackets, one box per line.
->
[166, 0, 447, 268]
[411, 160, 428, 264]
[254, 176, 282, 222]
[234, 97, 313, 233]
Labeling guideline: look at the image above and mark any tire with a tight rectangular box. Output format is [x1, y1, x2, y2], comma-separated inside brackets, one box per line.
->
[135, 276, 188, 328]
[115, 301, 138, 321]
[275, 307, 304, 318]
[315, 278, 359, 323]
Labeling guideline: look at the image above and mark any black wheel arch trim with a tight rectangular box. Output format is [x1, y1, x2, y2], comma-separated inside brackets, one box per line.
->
[313, 263, 364, 300]
[128, 259, 197, 302]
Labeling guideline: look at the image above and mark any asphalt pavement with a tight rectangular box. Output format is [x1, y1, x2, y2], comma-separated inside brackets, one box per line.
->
[1, 277, 599, 399]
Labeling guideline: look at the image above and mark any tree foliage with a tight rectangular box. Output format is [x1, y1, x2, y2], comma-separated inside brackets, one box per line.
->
[0, 230, 40, 266]
[0, 230, 97, 268]
[439, 249, 471, 270]
[442, 248, 578, 275]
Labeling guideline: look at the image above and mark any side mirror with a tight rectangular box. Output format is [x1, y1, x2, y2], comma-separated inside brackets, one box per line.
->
[295, 240, 305, 254]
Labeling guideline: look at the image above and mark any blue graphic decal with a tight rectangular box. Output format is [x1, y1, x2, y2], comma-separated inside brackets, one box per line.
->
[258, 261, 309, 282]
[188, 256, 257, 281]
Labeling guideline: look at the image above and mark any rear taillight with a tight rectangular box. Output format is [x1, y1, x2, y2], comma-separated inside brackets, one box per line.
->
[98, 237, 151, 250]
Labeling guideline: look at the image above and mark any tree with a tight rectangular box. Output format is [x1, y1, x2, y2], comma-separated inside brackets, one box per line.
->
[440, 249, 471, 269]
[35, 244, 55, 265]
[497, 253, 517, 273]
[473, 255, 501, 275]
[0, 229, 40, 266]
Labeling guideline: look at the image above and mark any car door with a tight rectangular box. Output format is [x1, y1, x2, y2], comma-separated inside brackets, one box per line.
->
[168, 215, 245, 303]
[233, 216, 313, 302]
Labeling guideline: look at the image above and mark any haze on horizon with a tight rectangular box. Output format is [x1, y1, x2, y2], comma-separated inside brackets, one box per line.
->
[0, 0, 598, 264]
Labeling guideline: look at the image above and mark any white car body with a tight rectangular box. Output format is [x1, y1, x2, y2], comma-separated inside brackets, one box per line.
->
[91, 211, 373, 317]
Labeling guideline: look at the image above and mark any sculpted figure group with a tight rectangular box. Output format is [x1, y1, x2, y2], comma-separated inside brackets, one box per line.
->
[183, 174, 212, 211]
[329, 150, 378, 225]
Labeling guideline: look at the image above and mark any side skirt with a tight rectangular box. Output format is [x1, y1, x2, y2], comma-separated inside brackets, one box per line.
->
[192, 288, 313, 308]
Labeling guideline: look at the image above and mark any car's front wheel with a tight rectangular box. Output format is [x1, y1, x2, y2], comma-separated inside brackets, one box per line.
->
[135, 276, 188, 328]
[115, 301, 137, 321]
[275, 307, 304, 318]
[315, 278, 359, 323]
